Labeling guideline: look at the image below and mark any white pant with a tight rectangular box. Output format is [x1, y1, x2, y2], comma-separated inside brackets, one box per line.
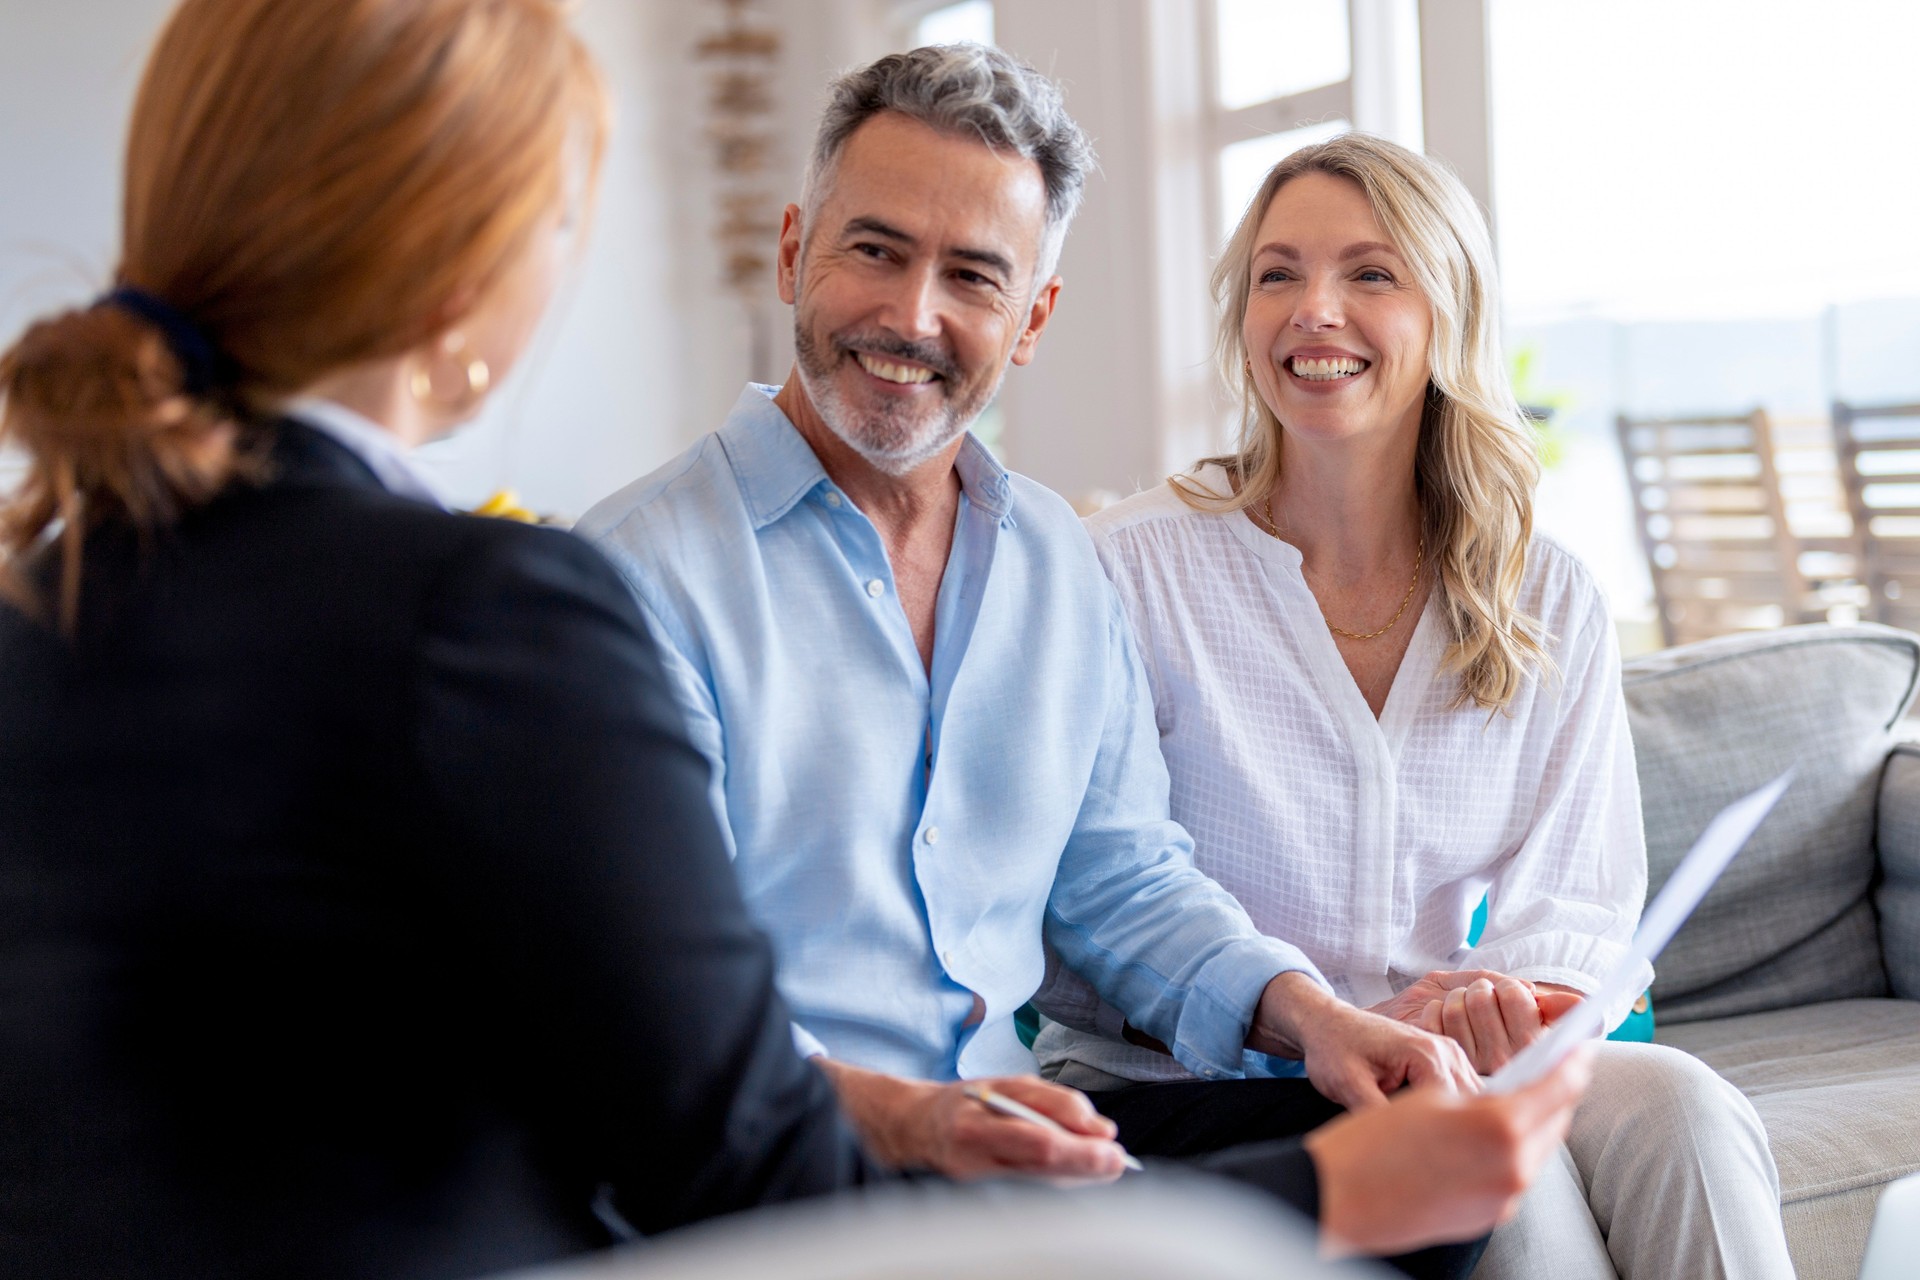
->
[1474, 1041, 1795, 1280]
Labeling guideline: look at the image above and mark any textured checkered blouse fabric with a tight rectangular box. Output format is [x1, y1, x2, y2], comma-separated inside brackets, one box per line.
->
[1036, 468, 1649, 1085]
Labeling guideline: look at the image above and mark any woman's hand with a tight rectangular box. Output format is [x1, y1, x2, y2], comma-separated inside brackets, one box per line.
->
[1370, 970, 1584, 1074]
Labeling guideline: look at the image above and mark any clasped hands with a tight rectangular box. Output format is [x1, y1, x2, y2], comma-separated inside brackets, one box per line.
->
[1364, 968, 1586, 1075]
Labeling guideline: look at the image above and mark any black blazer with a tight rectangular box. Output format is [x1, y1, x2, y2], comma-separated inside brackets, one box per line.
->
[0, 421, 874, 1279]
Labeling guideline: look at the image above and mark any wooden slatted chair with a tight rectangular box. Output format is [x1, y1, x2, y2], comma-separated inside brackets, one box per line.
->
[1617, 409, 1857, 648]
[1834, 400, 1920, 632]
[1770, 411, 1870, 621]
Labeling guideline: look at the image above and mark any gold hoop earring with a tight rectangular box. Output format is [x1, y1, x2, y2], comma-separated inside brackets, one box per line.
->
[409, 331, 491, 412]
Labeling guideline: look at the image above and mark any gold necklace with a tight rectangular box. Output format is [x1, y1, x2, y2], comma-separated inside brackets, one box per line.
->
[1253, 497, 1425, 641]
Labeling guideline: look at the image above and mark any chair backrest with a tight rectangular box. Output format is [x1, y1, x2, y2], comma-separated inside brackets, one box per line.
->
[1833, 400, 1920, 632]
[1623, 624, 1919, 1024]
[1617, 410, 1812, 647]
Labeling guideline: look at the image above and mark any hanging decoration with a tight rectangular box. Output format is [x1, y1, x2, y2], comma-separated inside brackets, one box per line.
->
[695, 0, 784, 381]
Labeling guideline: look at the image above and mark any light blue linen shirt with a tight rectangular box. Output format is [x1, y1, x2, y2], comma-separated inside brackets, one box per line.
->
[578, 385, 1324, 1082]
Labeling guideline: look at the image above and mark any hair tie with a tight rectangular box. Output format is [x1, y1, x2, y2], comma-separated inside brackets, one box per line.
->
[97, 286, 228, 395]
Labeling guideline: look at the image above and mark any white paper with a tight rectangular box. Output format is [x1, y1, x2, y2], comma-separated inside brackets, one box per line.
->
[1484, 766, 1796, 1095]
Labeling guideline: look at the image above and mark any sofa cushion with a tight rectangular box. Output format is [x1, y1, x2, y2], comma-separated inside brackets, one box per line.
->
[1661, 999, 1920, 1280]
[1875, 745, 1920, 1000]
[1623, 624, 1919, 1023]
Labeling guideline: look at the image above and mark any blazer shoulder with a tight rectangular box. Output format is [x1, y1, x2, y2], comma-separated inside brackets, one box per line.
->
[418, 513, 642, 627]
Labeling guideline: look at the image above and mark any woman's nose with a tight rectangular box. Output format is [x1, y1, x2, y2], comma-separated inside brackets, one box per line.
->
[1290, 274, 1343, 331]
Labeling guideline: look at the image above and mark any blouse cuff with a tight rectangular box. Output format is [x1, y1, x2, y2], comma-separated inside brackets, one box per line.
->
[1464, 932, 1652, 1032]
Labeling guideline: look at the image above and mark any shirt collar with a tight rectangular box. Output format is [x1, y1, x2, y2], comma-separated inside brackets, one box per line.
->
[718, 382, 1015, 529]
[281, 396, 449, 509]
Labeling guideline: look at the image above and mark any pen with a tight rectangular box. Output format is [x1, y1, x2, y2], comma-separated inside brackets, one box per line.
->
[961, 1082, 1145, 1172]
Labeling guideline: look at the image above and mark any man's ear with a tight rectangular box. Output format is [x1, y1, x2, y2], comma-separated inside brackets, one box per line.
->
[1009, 275, 1062, 367]
[776, 203, 804, 305]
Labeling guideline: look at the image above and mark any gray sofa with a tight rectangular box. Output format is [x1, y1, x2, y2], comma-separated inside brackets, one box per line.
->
[1624, 623, 1920, 1280]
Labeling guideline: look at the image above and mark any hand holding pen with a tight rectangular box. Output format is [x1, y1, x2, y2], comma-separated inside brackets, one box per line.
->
[963, 1082, 1144, 1172]
[813, 1057, 1139, 1181]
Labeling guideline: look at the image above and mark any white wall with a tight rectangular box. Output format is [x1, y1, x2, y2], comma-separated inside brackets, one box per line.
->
[0, 0, 173, 496]
[0, 0, 706, 519]
[990, 0, 1222, 505]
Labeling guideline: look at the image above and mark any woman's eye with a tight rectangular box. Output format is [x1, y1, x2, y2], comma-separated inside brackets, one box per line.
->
[1257, 269, 1291, 284]
[1357, 268, 1393, 283]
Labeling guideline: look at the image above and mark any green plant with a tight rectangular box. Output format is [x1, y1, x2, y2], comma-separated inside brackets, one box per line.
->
[1510, 343, 1573, 470]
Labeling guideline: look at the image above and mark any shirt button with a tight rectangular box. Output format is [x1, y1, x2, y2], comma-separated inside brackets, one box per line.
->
[923, 826, 940, 845]
[825, 491, 843, 507]
[942, 950, 954, 968]
[865, 578, 884, 598]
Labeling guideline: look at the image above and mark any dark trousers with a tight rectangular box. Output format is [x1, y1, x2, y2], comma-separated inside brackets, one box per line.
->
[1090, 1079, 1489, 1280]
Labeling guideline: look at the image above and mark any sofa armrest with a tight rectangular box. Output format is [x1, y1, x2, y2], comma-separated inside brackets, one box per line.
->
[1876, 742, 1920, 999]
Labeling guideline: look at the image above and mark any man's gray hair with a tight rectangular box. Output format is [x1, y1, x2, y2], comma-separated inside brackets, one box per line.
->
[799, 43, 1095, 287]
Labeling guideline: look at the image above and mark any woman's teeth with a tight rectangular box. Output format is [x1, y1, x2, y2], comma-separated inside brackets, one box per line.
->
[1289, 356, 1366, 381]
[856, 353, 936, 385]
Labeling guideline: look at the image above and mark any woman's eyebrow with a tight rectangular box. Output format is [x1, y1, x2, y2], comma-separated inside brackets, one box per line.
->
[1340, 240, 1403, 261]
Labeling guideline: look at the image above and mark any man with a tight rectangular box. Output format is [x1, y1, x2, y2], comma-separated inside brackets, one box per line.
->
[580, 44, 1584, 1273]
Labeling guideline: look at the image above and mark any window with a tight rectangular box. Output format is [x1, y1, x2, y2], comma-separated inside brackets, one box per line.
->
[1215, 0, 1349, 110]
[1203, 1, 1423, 240]
[1206, 0, 1354, 238]
[1488, 0, 1920, 643]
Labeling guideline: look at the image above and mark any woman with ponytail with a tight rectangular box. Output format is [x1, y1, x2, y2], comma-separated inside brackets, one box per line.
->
[0, 2, 871, 1275]
[1033, 135, 1795, 1279]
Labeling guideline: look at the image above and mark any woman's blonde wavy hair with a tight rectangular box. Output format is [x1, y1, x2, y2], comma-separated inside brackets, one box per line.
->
[1184, 132, 1548, 712]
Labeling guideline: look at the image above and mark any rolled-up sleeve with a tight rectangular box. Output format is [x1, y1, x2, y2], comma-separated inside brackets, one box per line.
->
[1042, 590, 1328, 1080]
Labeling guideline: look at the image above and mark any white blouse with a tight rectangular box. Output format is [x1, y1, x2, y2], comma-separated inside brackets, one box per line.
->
[1036, 466, 1649, 1085]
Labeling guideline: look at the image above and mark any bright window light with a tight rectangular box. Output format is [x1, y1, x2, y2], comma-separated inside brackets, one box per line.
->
[1215, 0, 1349, 110]
[1492, 0, 1920, 321]
[916, 0, 994, 48]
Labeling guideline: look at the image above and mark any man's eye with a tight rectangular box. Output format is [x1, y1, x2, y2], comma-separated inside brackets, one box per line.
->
[852, 242, 889, 259]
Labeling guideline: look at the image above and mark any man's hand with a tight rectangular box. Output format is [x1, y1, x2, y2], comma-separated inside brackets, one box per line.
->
[1303, 1046, 1594, 1258]
[814, 1059, 1129, 1182]
[1248, 972, 1479, 1109]
[1370, 970, 1584, 1074]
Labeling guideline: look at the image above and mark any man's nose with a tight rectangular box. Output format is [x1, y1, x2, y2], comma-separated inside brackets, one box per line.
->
[877, 264, 943, 341]
[1290, 273, 1344, 332]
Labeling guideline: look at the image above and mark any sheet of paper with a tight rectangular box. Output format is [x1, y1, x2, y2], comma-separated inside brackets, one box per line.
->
[1484, 766, 1796, 1095]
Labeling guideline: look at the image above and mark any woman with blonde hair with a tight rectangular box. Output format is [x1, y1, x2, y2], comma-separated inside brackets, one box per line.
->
[0, 1, 873, 1275]
[1035, 134, 1794, 1279]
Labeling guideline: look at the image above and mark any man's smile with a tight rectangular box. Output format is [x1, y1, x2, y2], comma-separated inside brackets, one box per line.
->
[853, 351, 940, 386]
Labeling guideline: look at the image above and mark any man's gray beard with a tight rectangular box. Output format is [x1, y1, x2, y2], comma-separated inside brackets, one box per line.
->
[792, 323, 995, 477]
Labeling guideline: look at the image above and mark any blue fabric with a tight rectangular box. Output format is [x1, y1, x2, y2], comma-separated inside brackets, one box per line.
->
[578, 385, 1321, 1083]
